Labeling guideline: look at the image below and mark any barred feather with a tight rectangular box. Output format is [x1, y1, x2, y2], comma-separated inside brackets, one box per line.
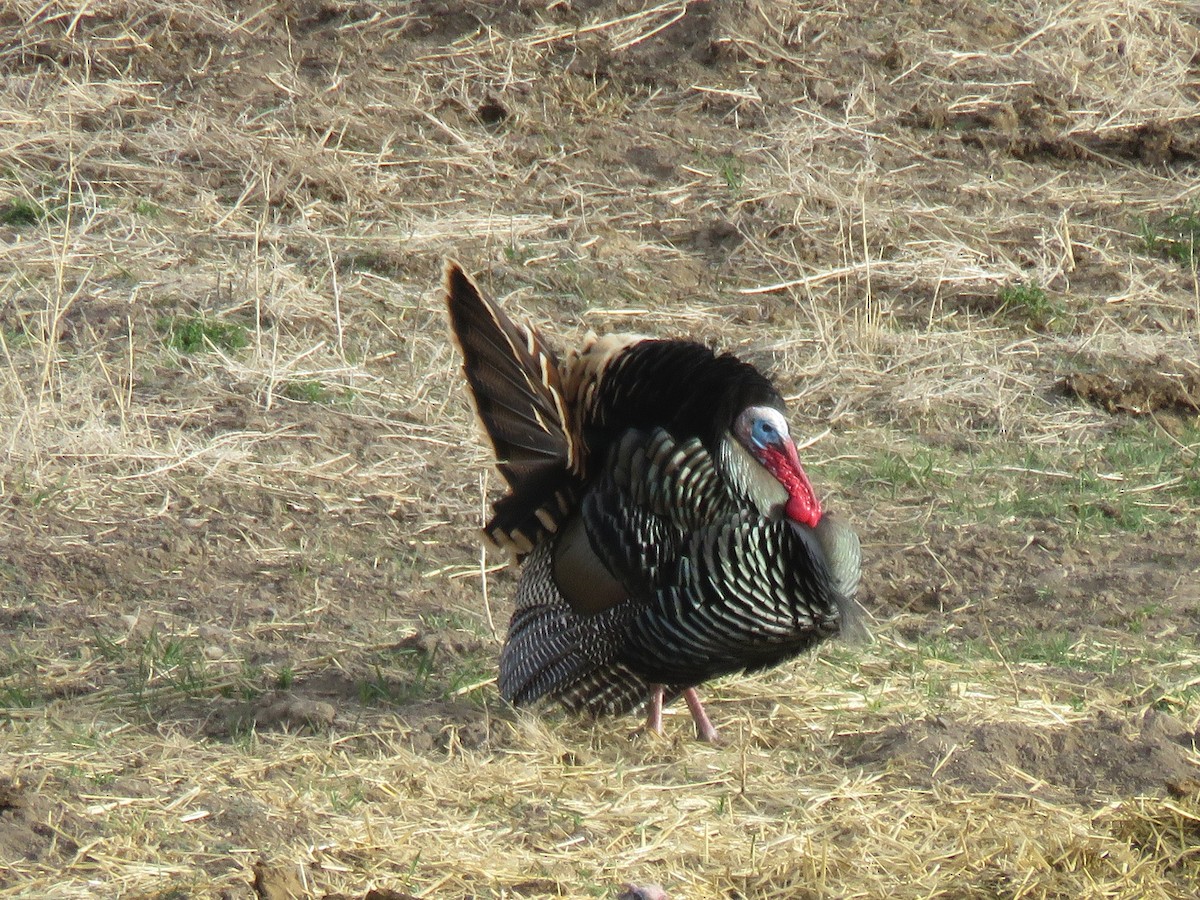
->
[621, 515, 842, 686]
[499, 540, 670, 716]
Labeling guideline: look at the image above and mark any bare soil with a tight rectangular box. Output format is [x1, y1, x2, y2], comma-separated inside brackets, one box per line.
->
[845, 710, 1200, 801]
[0, 1, 1198, 897]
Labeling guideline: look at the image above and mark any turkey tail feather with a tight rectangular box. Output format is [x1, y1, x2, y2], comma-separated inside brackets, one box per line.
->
[444, 261, 579, 549]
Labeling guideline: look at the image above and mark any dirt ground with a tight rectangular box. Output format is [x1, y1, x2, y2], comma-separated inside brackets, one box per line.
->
[0, 1, 1198, 898]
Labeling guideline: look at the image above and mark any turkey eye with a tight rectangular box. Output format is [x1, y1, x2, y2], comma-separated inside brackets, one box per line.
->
[753, 420, 776, 445]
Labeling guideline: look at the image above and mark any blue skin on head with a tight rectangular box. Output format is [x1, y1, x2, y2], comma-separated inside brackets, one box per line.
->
[750, 416, 781, 450]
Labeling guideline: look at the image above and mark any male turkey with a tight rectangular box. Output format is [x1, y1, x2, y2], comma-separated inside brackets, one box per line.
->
[445, 261, 866, 741]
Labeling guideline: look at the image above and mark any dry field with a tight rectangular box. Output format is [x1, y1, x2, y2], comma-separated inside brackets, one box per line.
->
[1, 1, 1199, 897]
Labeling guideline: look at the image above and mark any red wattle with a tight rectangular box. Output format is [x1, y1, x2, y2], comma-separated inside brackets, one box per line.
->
[785, 486, 822, 528]
[762, 444, 823, 528]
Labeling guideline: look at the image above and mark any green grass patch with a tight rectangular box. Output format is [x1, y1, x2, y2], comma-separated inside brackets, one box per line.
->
[1125, 603, 1163, 636]
[160, 316, 249, 354]
[692, 148, 745, 192]
[914, 634, 988, 666]
[715, 154, 745, 192]
[92, 628, 219, 711]
[868, 449, 954, 496]
[131, 633, 211, 702]
[275, 665, 295, 690]
[420, 611, 491, 638]
[834, 419, 1200, 535]
[823, 446, 956, 503]
[281, 380, 353, 406]
[358, 652, 436, 705]
[134, 199, 162, 218]
[0, 198, 45, 227]
[358, 642, 493, 706]
[0, 326, 30, 349]
[0, 184, 75, 227]
[1153, 683, 1200, 717]
[1005, 631, 1078, 666]
[503, 243, 537, 266]
[327, 785, 366, 814]
[0, 682, 42, 709]
[282, 380, 333, 404]
[1139, 205, 1200, 269]
[914, 630, 1195, 676]
[997, 281, 1068, 331]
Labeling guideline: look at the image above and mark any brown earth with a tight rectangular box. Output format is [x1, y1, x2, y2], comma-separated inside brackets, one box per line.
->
[845, 710, 1200, 801]
[1, 0, 1199, 897]
[1063, 356, 1200, 418]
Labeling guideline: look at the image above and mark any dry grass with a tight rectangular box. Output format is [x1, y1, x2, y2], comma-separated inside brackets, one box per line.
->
[1, 1, 1199, 897]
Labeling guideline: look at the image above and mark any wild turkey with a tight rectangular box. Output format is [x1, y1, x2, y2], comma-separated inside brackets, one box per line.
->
[445, 262, 866, 741]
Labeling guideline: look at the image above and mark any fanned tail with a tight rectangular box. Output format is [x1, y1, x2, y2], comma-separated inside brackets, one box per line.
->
[444, 261, 578, 552]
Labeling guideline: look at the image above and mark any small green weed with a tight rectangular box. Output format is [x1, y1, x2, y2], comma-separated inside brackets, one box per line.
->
[276, 665, 295, 690]
[358, 666, 402, 705]
[0, 326, 29, 349]
[358, 642, 495, 706]
[30, 478, 68, 508]
[1181, 473, 1200, 500]
[229, 723, 260, 751]
[1153, 684, 1200, 717]
[328, 785, 366, 813]
[0, 683, 41, 708]
[715, 154, 745, 191]
[282, 381, 350, 405]
[1126, 602, 1163, 635]
[161, 316, 249, 354]
[914, 630, 1149, 675]
[503, 243, 547, 267]
[989, 474, 1152, 535]
[446, 656, 493, 697]
[997, 281, 1066, 331]
[692, 148, 746, 192]
[283, 380, 333, 404]
[132, 632, 211, 702]
[689, 141, 748, 193]
[1007, 631, 1076, 666]
[420, 611, 489, 637]
[358, 650, 436, 705]
[93, 628, 213, 710]
[865, 448, 952, 498]
[228, 661, 266, 701]
[134, 199, 161, 218]
[936, 422, 1198, 535]
[915, 635, 988, 665]
[0, 198, 44, 227]
[1139, 205, 1200, 269]
[0, 184, 73, 226]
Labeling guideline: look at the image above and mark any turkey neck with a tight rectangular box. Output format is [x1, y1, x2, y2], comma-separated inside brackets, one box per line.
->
[716, 433, 790, 519]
